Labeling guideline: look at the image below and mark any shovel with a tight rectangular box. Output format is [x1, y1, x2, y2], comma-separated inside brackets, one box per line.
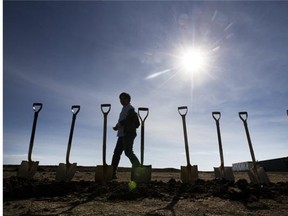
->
[95, 104, 113, 182]
[178, 106, 198, 183]
[131, 107, 152, 183]
[239, 112, 270, 184]
[55, 105, 80, 182]
[212, 112, 235, 182]
[18, 103, 43, 179]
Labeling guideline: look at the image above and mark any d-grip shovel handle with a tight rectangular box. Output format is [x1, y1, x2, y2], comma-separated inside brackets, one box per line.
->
[71, 105, 80, 115]
[239, 112, 248, 122]
[101, 104, 111, 115]
[212, 112, 221, 121]
[178, 106, 188, 116]
[33, 103, 43, 113]
[138, 107, 149, 123]
[66, 105, 81, 164]
[28, 103, 43, 162]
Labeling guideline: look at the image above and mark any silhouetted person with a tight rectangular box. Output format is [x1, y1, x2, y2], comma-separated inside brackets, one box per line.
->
[111, 92, 140, 179]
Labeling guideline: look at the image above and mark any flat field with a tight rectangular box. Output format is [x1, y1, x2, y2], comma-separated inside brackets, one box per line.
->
[3, 165, 288, 216]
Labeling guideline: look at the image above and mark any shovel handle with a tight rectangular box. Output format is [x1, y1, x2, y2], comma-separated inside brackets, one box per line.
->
[101, 104, 111, 165]
[178, 106, 188, 116]
[212, 112, 221, 121]
[28, 103, 43, 162]
[178, 106, 191, 166]
[239, 111, 257, 167]
[66, 105, 81, 164]
[138, 107, 149, 165]
[212, 112, 224, 167]
[239, 112, 248, 122]
[71, 105, 80, 115]
[101, 104, 111, 115]
[138, 107, 149, 123]
[33, 103, 43, 113]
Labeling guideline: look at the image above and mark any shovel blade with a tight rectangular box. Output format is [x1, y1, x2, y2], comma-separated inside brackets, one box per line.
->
[214, 167, 235, 182]
[17, 161, 39, 179]
[248, 167, 270, 184]
[181, 165, 198, 183]
[95, 165, 113, 182]
[131, 165, 152, 183]
[55, 163, 77, 182]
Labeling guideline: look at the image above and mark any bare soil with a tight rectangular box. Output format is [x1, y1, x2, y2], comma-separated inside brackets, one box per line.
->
[3, 165, 288, 216]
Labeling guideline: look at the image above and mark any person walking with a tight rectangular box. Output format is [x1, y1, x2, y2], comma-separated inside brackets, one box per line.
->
[111, 92, 140, 179]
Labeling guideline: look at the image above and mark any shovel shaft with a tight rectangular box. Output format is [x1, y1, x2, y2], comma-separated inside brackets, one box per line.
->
[28, 103, 42, 162]
[244, 121, 257, 167]
[66, 115, 76, 164]
[66, 105, 80, 164]
[213, 112, 224, 168]
[28, 112, 39, 162]
[103, 113, 108, 165]
[182, 116, 191, 166]
[239, 112, 257, 168]
[140, 123, 145, 165]
[138, 107, 149, 166]
[217, 121, 225, 168]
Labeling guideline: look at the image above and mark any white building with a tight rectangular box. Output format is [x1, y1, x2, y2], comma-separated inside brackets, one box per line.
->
[232, 161, 253, 171]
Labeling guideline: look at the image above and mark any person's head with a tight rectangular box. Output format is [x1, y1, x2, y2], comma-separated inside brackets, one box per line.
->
[119, 92, 131, 106]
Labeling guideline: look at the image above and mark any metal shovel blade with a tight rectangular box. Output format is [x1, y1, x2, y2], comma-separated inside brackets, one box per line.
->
[131, 165, 152, 183]
[181, 165, 198, 183]
[95, 165, 113, 182]
[214, 167, 235, 182]
[55, 163, 77, 182]
[248, 166, 270, 184]
[17, 160, 39, 179]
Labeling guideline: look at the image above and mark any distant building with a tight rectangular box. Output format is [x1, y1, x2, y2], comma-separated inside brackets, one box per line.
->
[259, 157, 288, 172]
[232, 157, 288, 172]
[232, 161, 253, 171]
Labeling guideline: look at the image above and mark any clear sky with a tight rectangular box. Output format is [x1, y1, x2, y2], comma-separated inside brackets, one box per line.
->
[3, 1, 288, 171]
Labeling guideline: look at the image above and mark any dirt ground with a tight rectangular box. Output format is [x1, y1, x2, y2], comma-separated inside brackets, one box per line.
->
[3, 165, 288, 216]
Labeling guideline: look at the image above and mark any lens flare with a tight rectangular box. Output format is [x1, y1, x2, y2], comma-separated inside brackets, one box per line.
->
[128, 180, 137, 191]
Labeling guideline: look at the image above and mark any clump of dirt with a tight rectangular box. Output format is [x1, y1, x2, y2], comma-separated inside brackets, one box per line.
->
[3, 176, 288, 204]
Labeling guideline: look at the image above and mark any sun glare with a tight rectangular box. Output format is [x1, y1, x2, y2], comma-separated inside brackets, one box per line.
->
[179, 48, 208, 74]
[145, 46, 212, 82]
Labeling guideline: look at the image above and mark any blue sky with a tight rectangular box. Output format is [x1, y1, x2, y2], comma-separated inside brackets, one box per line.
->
[3, 1, 288, 171]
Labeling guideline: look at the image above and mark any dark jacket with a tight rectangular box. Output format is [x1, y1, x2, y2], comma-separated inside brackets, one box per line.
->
[119, 109, 140, 134]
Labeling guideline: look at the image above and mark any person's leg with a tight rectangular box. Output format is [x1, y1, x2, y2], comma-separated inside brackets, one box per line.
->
[111, 137, 124, 177]
[123, 134, 140, 167]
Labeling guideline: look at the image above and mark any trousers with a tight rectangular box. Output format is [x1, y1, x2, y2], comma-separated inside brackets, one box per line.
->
[111, 133, 140, 174]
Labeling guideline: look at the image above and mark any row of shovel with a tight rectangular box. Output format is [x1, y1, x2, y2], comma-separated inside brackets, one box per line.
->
[178, 107, 285, 184]
[17, 103, 151, 183]
[17, 103, 287, 184]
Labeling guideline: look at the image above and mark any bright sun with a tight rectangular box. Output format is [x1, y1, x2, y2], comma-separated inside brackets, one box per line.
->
[179, 48, 208, 74]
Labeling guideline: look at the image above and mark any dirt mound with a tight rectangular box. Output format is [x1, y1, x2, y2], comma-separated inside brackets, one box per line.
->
[4, 176, 288, 204]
